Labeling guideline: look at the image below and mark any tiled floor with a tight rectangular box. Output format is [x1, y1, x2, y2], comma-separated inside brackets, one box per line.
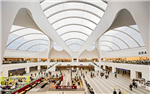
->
[84, 71, 150, 94]
[25, 70, 150, 94]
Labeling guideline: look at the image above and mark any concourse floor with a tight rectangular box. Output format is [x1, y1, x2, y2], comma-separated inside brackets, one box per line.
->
[84, 71, 150, 94]
[24, 70, 150, 94]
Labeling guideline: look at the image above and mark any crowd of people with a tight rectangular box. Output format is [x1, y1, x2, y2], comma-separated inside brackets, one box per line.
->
[2, 60, 27, 64]
[84, 79, 94, 94]
[103, 59, 150, 65]
[129, 79, 138, 91]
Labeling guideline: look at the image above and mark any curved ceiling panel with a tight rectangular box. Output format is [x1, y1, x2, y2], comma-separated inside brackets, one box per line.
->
[61, 32, 88, 41]
[7, 33, 45, 48]
[41, 0, 107, 51]
[54, 44, 63, 51]
[17, 39, 48, 50]
[86, 45, 95, 51]
[60, 31, 89, 37]
[42, 1, 105, 12]
[29, 46, 48, 52]
[55, 24, 94, 31]
[68, 43, 82, 46]
[100, 25, 145, 51]
[100, 42, 120, 50]
[116, 26, 144, 46]
[69, 44, 81, 51]
[48, 11, 100, 24]
[100, 36, 129, 49]
[101, 46, 113, 51]
[52, 18, 96, 30]
[51, 16, 97, 25]
[27, 44, 48, 51]
[65, 39, 84, 46]
[6, 25, 49, 52]
[56, 25, 93, 36]
[100, 40, 121, 50]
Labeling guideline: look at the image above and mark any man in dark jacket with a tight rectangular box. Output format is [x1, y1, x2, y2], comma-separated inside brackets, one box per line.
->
[113, 89, 117, 94]
[129, 84, 133, 91]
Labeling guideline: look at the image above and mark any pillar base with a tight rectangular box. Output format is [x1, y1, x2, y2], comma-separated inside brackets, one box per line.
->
[3, 70, 8, 77]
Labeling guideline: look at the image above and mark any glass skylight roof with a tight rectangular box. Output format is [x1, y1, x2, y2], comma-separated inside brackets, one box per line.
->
[100, 25, 145, 51]
[54, 44, 63, 51]
[40, 0, 107, 51]
[6, 1, 145, 53]
[6, 25, 49, 51]
[86, 44, 95, 51]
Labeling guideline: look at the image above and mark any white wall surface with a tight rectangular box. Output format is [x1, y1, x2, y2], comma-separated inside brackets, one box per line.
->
[1, 62, 55, 72]
[79, 48, 99, 58]
[101, 47, 148, 58]
[72, 51, 78, 58]
[50, 48, 71, 58]
[4, 49, 47, 58]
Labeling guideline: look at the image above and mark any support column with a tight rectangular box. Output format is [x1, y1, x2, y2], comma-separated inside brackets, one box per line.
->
[38, 65, 41, 71]
[130, 70, 136, 79]
[38, 58, 40, 62]
[3, 70, 8, 77]
[112, 67, 116, 73]
[95, 39, 101, 66]
[47, 65, 50, 69]
[142, 71, 150, 81]
[72, 58, 74, 62]
[103, 65, 106, 69]
[47, 39, 54, 69]
[25, 67, 30, 74]
[77, 58, 79, 63]
[0, 1, 2, 79]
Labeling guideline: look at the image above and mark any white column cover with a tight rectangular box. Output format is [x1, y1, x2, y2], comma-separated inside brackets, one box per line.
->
[25, 67, 30, 74]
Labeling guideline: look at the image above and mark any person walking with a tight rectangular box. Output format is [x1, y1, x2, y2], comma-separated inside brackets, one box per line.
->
[132, 81, 136, 88]
[100, 73, 103, 78]
[118, 90, 121, 94]
[113, 89, 117, 94]
[135, 82, 138, 88]
[129, 84, 133, 91]
[115, 73, 117, 78]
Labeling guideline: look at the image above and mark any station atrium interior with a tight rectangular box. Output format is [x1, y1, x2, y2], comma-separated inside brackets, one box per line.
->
[0, 0, 150, 94]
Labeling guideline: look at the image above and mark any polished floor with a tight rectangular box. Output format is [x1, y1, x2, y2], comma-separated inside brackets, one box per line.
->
[84, 71, 150, 94]
[25, 70, 150, 94]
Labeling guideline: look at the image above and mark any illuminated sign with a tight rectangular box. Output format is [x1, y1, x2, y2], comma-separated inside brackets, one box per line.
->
[56, 86, 77, 90]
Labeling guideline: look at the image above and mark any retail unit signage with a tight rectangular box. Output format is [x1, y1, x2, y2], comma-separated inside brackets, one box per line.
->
[56, 86, 77, 89]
